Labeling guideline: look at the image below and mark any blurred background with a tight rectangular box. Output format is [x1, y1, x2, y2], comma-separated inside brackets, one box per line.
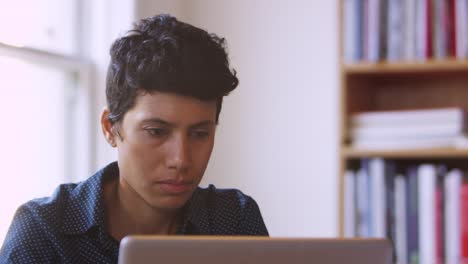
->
[0, 0, 339, 242]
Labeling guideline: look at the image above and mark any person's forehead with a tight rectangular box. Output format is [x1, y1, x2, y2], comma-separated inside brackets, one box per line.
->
[127, 91, 217, 124]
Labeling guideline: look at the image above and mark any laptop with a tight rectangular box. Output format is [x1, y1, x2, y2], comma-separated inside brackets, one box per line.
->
[118, 236, 393, 264]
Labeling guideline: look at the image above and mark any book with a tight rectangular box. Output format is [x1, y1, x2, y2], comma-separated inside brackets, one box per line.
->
[463, 0, 468, 58]
[350, 108, 467, 127]
[426, 0, 433, 58]
[344, 170, 356, 238]
[379, 0, 389, 61]
[384, 161, 397, 262]
[366, 0, 387, 62]
[436, 165, 447, 264]
[349, 122, 465, 140]
[465, 0, 468, 58]
[366, 0, 378, 61]
[432, 0, 449, 59]
[343, 0, 363, 63]
[461, 182, 468, 262]
[387, 0, 404, 61]
[369, 158, 387, 238]
[456, 0, 467, 59]
[395, 175, 408, 264]
[406, 166, 419, 264]
[418, 164, 437, 264]
[356, 167, 371, 237]
[447, 0, 456, 57]
[352, 134, 468, 150]
[416, 0, 429, 59]
[404, 0, 417, 60]
[444, 169, 462, 264]
[362, 159, 374, 237]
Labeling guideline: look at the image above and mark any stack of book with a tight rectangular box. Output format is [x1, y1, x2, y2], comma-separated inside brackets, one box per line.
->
[343, 0, 468, 63]
[344, 159, 468, 264]
[349, 108, 468, 150]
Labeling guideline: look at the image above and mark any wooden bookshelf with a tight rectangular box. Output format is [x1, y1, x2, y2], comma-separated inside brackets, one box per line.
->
[337, 1, 468, 237]
[343, 147, 468, 159]
[344, 60, 468, 74]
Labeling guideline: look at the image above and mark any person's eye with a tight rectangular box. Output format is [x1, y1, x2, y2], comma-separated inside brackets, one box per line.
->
[146, 128, 169, 137]
[190, 130, 210, 139]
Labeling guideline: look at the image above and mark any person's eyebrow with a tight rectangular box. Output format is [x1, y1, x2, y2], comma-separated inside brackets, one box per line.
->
[141, 118, 215, 128]
[141, 118, 174, 126]
[189, 120, 216, 129]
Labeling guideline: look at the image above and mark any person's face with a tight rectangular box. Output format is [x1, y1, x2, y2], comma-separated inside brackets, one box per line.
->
[103, 91, 217, 211]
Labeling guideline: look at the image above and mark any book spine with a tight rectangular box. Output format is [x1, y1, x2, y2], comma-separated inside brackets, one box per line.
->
[387, 0, 404, 61]
[465, 0, 468, 57]
[456, 0, 467, 58]
[433, 0, 448, 59]
[356, 166, 370, 237]
[404, 0, 417, 60]
[356, 0, 364, 60]
[366, 0, 384, 62]
[379, 0, 389, 61]
[370, 158, 387, 238]
[436, 187, 444, 264]
[346, 0, 364, 62]
[426, 0, 434, 58]
[362, 0, 369, 60]
[444, 169, 462, 264]
[395, 175, 408, 264]
[407, 166, 420, 264]
[344, 170, 357, 238]
[448, 0, 456, 57]
[363, 159, 373, 236]
[350, 108, 465, 127]
[460, 182, 468, 261]
[436, 165, 447, 264]
[349, 122, 465, 140]
[418, 164, 437, 264]
[343, 0, 355, 63]
[385, 161, 397, 262]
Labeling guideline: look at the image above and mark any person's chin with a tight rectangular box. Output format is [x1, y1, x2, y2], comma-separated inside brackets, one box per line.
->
[150, 193, 192, 211]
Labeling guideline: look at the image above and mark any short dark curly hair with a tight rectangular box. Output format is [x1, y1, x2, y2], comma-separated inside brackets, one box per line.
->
[105, 14, 238, 124]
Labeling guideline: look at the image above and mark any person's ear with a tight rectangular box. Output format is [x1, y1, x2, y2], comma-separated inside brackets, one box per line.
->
[101, 108, 117, 147]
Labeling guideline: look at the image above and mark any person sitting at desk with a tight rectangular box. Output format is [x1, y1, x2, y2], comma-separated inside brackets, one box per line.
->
[0, 13, 268, 263]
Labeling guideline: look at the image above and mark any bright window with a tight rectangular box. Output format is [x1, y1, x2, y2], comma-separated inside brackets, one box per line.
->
[0, 0, 90, 245]
[0, 0, 77, 55]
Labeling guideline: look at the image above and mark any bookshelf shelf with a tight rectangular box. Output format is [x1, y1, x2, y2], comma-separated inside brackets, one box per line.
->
[344, 59, 468, 75]
[343, 147, 468, 159]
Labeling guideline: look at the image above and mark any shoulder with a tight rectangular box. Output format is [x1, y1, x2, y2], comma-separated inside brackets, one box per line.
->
[6, 181, 79, 229]
[196, 184, 253, 208]
[0, 169, 106, 262]
[15, 182, 79, 232]
[0, 183, 77, 262]
[192, 185, 269, 236]
[0, 163, 115, 262]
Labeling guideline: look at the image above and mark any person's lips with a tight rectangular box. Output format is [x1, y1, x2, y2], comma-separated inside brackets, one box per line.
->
[156, 180, 193, 194]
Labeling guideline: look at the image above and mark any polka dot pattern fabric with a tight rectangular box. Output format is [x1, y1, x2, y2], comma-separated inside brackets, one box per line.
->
[0, 162, 268, 263]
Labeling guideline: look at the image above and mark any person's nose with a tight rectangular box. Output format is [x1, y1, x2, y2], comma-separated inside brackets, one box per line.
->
[166, 134, 191, 172]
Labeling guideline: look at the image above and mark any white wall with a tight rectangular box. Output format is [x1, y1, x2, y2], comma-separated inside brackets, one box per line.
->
[136, 0, 185, 19]
[83, 0, 136, 169]
[134, 0, 340, 237]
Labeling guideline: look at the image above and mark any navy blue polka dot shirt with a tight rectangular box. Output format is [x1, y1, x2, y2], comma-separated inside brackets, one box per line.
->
[0, 162, 268, 263]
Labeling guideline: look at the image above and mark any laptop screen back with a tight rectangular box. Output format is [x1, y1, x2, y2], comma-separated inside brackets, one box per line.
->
[118, 236, 393, 264]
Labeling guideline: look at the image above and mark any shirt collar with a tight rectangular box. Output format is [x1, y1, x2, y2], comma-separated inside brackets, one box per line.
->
[178, 188, 211, 234]
[61, 162, 118, 235]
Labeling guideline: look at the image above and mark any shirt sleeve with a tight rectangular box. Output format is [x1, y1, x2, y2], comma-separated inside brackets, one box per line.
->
[0, 204, 59, 263]
[237, 197, 269, 236]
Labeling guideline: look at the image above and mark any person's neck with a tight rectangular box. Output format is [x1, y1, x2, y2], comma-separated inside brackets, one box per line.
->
[104, 178, 182, 241]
